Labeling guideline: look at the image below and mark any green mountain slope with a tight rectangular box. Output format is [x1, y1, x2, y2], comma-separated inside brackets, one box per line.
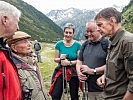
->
[122, 0, 133, 33]
[4, 0, 63, 42]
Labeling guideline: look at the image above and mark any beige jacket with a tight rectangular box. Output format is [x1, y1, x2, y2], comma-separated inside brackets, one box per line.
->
[12, 53, 48, 100]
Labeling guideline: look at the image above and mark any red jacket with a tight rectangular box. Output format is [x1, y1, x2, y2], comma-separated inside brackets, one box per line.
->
[49, 67, 72, 95]
[0, 38, 21, 100]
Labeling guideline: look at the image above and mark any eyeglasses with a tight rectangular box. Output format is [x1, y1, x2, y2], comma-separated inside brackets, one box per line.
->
[64, 31, 73, 34]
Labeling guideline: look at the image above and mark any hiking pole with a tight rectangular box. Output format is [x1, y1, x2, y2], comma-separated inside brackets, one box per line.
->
[65, 67, 69, 100]
[60, 54, 68, 100]
[62, 66, 65, 100]
[84, 80, 88, 100]
[82, 74, 88, 100]
[62, 66, 69, 100]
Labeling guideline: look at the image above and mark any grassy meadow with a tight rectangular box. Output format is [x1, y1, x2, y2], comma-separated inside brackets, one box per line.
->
[37, 43, 56, 99]
[38, 43, 57, 88]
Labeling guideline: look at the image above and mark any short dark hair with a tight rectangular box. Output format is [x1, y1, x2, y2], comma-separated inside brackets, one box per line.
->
[95, 7, 122, 23]
[64, 23, 75, 33]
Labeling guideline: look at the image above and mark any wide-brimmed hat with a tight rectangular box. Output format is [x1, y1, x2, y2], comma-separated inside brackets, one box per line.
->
[7, 31, 31, 47]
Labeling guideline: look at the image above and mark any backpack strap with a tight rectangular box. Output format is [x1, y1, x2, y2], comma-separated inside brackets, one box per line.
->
[81, 38, 109, 61]
[80, 40, 90, 61]
[100, 38, 109, 52]
[82, 40, 90, 52]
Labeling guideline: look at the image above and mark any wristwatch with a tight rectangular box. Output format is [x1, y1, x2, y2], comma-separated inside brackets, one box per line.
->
[93, 68, 96, 75]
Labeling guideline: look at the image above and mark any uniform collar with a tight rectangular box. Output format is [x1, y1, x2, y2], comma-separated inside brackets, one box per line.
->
[110, 28, 125, 46]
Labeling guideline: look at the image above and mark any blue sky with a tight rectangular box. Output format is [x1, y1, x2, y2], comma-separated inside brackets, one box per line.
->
[22, 0, 130, 14]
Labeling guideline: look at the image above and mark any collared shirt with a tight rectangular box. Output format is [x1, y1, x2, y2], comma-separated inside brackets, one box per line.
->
[78, 37, 108, 92]
[78, 37, 108, 69]
[104, 28, 133, 99]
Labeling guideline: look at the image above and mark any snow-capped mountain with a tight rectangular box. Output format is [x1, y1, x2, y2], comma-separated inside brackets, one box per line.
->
[46, 8, 97, 40]
[46, 8, 83, 22]
[46, 6, 123, 40]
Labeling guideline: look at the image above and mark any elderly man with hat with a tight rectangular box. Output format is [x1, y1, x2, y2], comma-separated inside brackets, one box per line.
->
[7, 31, 48, 100]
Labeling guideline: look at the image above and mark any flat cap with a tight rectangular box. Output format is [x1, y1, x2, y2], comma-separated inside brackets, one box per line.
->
[7, 31, 31, 47]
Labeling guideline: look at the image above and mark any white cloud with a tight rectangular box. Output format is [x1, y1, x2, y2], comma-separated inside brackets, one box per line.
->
[22, 0, 130, 14]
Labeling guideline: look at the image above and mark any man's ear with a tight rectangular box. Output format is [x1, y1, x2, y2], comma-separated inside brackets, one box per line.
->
[109, 17, 116, 24]
[1, 16, 8, 25]
[11, 44, 17, 52]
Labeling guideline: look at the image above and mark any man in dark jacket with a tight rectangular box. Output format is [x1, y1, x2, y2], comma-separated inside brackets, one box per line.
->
[95, 7, 133, 100]
[0, 1, 22, 100]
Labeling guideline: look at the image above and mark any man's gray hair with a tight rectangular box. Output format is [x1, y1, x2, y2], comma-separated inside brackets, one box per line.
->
[95, 7, 122, 23]
[86, 20, 96, 26]
[0, 1, 21, 20]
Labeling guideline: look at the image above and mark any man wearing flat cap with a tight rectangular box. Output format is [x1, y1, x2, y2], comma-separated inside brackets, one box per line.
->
[7, 31, 31, 47]
[7, 31, 48, 100]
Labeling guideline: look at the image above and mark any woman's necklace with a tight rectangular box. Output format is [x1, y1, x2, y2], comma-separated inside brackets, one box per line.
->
[63, 39, 75, 47]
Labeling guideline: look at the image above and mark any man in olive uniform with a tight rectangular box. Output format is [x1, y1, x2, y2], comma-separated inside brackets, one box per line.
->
[95, 7, 133, 100]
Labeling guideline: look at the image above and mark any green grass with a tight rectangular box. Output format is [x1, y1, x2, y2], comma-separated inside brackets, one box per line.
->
[36, 43, 57, 99]
[38, 43, 57, 89]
